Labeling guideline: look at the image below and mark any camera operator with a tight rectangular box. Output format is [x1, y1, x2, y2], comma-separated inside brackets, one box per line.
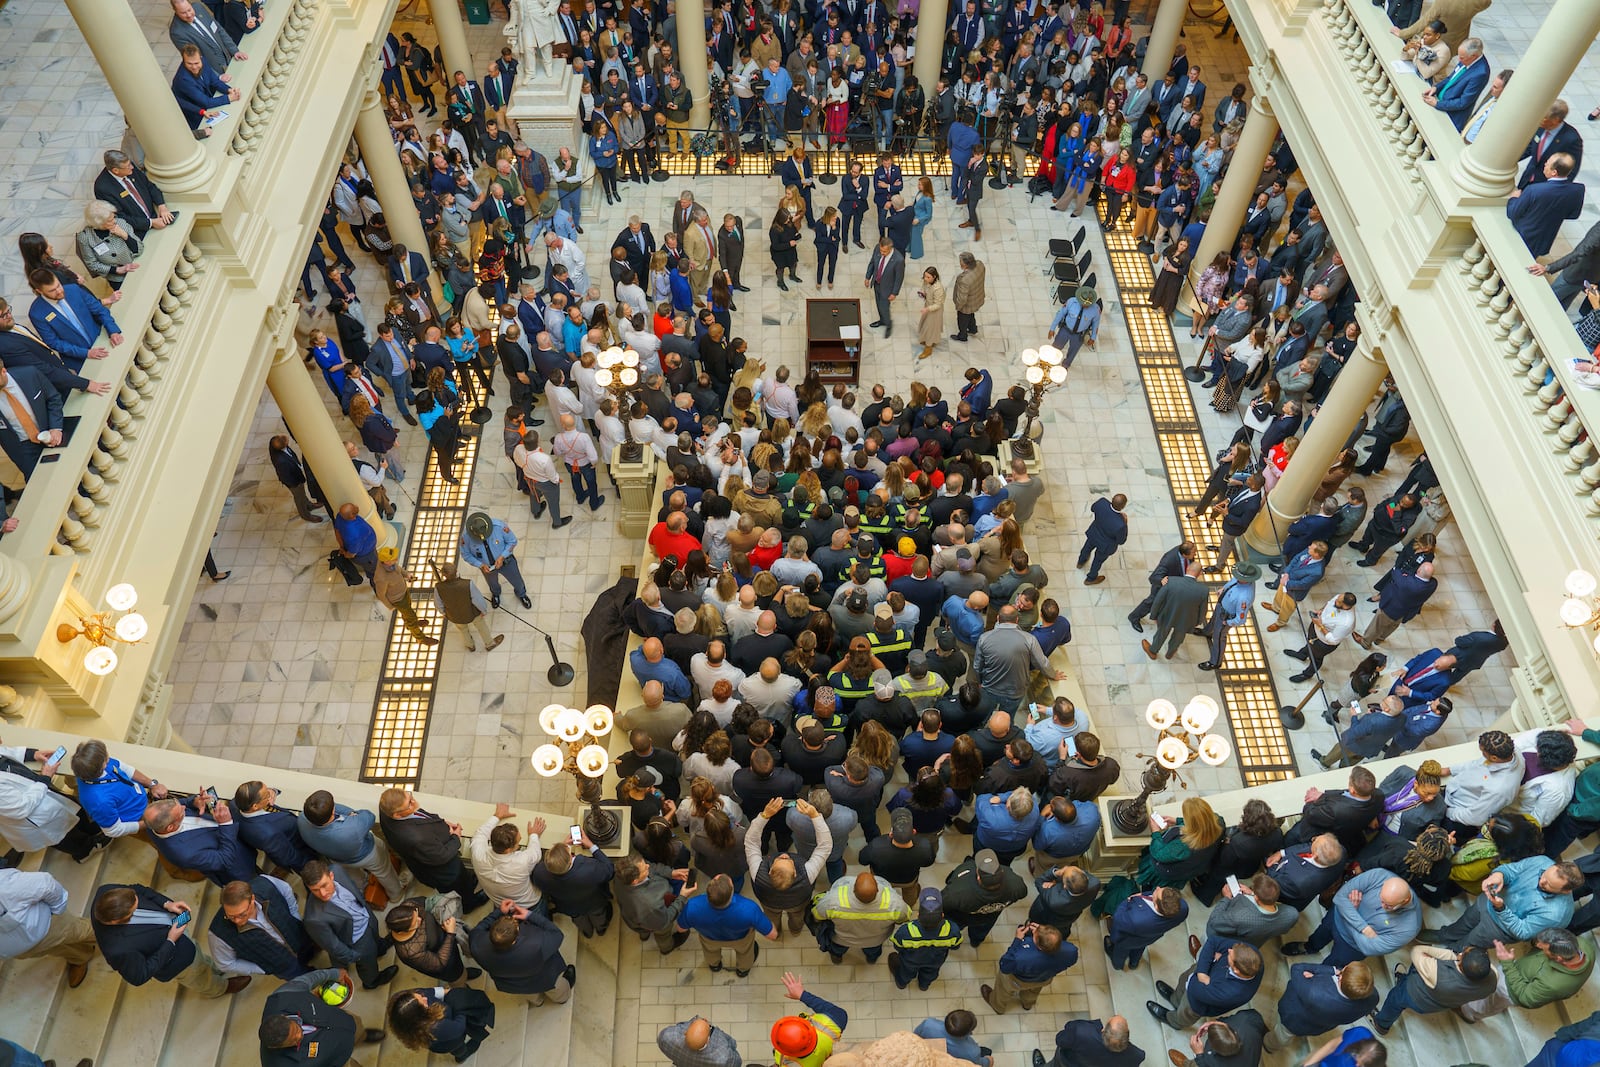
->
[895, 73, 926, 153]
[871, 59, 896, 150]
[1007, 99, 1038, 187]
[730, 48, 759, 129]
[931, 76, 957, 159]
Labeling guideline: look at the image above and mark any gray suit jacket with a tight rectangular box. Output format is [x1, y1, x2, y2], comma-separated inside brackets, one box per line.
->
[1204, 892, 1300, 947]
[169, 14, 238, 75]
[865, 247, 904, 298]
[301, 866, 375, 965]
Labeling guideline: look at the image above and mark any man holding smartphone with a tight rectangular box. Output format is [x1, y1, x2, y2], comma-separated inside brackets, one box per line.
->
[141, 793, 258, 887]
[91, 882, 249, 996]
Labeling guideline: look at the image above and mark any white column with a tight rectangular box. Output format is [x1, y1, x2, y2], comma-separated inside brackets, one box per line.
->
[63, 0, 217, 193]
[430, 0, 476, 91]
[912, 0, 951, 101]
[355, 89, 445, 305]
[1141, 0, 1186, 82]
[266, 346, 395, 550]
[1243, 343, 1389, 555]
[1189, 93, 1277, 292]
[677, 0, 711, 129]
[1452, 0, 1600, 197]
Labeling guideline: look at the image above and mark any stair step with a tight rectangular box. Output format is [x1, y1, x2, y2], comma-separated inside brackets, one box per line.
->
[209, 972, 279, 1067]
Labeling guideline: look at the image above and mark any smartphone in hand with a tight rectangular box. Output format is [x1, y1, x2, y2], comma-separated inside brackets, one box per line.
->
[568, 824, 583, 847]
[172, 910, 192, 928]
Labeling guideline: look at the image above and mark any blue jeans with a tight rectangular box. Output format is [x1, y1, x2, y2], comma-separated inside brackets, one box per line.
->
[1306, 909, 1366, 966]
[764, 102, 786, 143]
[0, 1041, 44, 1067]
[825, 856, 845, 884]
[559, 188, 581, 226]
[386, 371, 415, 417]
[1373, 977, 1417, 1029]
[876, 109, 893, 149]
[570, 463, 602, 508]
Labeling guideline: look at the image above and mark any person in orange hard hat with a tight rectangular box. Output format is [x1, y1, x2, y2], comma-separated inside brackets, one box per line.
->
[770, 971, 847, 1066]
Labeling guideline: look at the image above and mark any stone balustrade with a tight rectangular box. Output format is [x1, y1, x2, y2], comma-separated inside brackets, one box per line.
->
[227, 0, 327, 162]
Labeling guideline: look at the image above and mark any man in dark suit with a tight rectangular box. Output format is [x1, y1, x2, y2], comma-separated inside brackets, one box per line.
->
[26, 271, 120, 369]
[378, 788, 489, 909]
[1265, 834, 1346, 910]
[231, 781, 317, 872]
[1280, 766, 1386, 857]
[1034, 1016, 1145, 1067]
[1519, 102, 1584, 188]
[1424, 38, 1491, 131]
[864, 236, 905, 336]
[0, 301, 112, 398]
[1508, 155, 1585, 257]
[612, 215, 657, 279]
[387, 243, 430, 292]
[91, 882, 247, 996]
[1104, 887, 1187, 970]
[207, 875, 316, 979]
[531, 831, 615, 937]
[468, 898, 575, 1004]
[1390, 649, 1457, 706]
[1142, 560, 1211, 661]
[258, 967, 385, 1066]
[1354, 560, 1438, 648]
[169, 0, 244, 75]
[1446, 620, 1507, 682]
[1263, 961, 1379, 1052]
[1076, 493, 1128, 585]
[1172, 1009, 1267, 1067]
[1207, 475, 1263, 574]
[94, 150, 173, 239]
[1128, 539, 1194, 631]
[143, 795, 259, 886]
[1277, 499, 1339, 568]
[300, 859, 397, 989]
[1149, 936, 1262, 1029]
[171, 43, 238, 132]
[778, 147, 818, 224]
[1356, 385, 1409, 475]
[0, 361, 65, 479]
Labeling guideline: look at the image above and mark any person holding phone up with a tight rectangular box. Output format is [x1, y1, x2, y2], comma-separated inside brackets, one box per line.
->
[0, 738, 104, 862]
[91, 881, 251, 996]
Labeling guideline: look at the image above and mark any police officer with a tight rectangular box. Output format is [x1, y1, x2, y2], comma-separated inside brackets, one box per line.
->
[257, 967, 385, 1067]
[458, 511, 531, 610]
[887, 887, 964, 991]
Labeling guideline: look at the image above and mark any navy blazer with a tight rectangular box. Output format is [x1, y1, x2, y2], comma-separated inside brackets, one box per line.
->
[1267, 850, 1344, 909]
[1184, 936, 1261, 1016]
[1110, 892, 1187, 949]
[778, 157, 815, 198]
[1145, 545, 1188, 589]
[152, 814, 260, 886]
[1520, 122, 1584, 187]
[92, 884, 197, 984]
[467, 910, 567, 995]
[839, 174, 870, 212]
[387, 250, 430, 289]
[1391, 648, 1453, 703]
[0, 330, 93, 395]
[630, 73, 659, 110]
[1276, 963, 1378, 1036]
[1281, 513, 1336, 562]
[1508, 179, 1585, 258]
[1376, 569, 1437, 624]
[171, 62, 231, 128]
[233, 805, 318, 871]
[0, 364, 65, 470]
[28, 283, 119, 367]
[1085, 497, 1129, 550]
[1433, 57, 1490, 130]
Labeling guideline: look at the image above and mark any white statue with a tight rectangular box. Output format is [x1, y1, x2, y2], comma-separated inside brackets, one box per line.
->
[511, 0, 563, 74]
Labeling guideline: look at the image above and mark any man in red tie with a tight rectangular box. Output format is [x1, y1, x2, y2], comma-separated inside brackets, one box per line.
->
[93, 151, 175, 240]
[1389, 649, 1457, 707]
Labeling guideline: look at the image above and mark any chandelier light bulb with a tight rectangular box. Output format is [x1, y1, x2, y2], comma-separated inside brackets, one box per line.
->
[538, 704, 566, 736]
[1039, 345, 1063, 366]
[576, 744, 610, 777]
[1025, 365, 1044, 385]
[105, 583, 138, 611]
[83, 646, 118, 676]
[1182, 695, 1220, 735]
[1021, 348, 1040, 366]
[1561, 598, 1594, 628]
[1145, 699, 1178, 731]
[1591, 631, 1600, 654]
[594, 368, 614, 388]
[114, 612, 149, 643]
[1567, 569, 1598, 598]
[1048, 365, 1068, 385]
[585, 705, 615, 737]
[1198, 734, 1232, 766]
[556, 707, 587, 743]
[621, 349, 639, 367]
[530, 744, 565, 776]
[598, 348, 620, 368]
[1155, 735, 1189, 770]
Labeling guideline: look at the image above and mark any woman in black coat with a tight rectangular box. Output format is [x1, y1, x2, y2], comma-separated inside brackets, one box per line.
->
[389, 987, 495, 1062]
[1191, 798, 1284, 905]
[769, 206, 801, 291]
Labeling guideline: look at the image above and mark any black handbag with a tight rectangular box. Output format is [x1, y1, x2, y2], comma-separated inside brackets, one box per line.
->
[328, 550, 365, 586]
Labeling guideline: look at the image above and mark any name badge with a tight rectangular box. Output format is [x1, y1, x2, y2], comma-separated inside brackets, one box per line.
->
[44, 312, 56, 321]
[93, 242, 112, 256]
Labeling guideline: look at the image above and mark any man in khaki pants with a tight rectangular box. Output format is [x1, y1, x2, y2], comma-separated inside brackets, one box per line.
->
[0, 867, 98, 987]
[676, 873, 778, 977]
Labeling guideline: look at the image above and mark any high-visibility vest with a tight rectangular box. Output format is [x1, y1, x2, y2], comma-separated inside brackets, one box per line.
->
[891, 917, 962, 950]
[867, 626, 912, 660]
[829, 669, 875, 700]
[773, 1012, 842, 1066]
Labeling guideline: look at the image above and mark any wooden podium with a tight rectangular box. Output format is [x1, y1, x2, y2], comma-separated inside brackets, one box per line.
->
[804, 298, 862, 385]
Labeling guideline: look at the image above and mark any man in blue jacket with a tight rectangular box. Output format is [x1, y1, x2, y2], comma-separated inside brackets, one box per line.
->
[171, 44, 239, 132]
[296, 789, 405, 901]
[1381, 695, 1452, 758]
[1508, 155, 1585, 257]
[1314, 695, 1406, 768]
[26, 273, 120, 371]
[143, 796, 259, 887]
[1284, 869, 1420, 966]
[1276, 499, 1340, 567]
[1390, 649, 1457, 706]
[1149, 936, 1262, 1028]
[1262, 961, 1378, 1053]
[982, 921, 1077, 1014]
[231, 781, 317, 872]
[1424, 37, 1490, 130]
[1354, 560, 1437, 648]
[1105, 886, 1187, 970]
[1077, 493, 1128, 586]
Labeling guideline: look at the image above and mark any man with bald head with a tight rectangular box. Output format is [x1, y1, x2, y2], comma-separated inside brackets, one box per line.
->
[648, 509, 701, 561]
[691, 639, 745, 698]
[657, 1014, 742, 1066]
[618, 678, 691, 750]
[552, 412, 605, 512]
[1035, 1014, 1143, 1067]
[738, 657, 803, 718]
[967, 710, 1022, 767]
[629, 636, 691, 702]
[731, 610, 793, 674]
[974, 604, 1066, 711]
[941, 588, 989, 662]
[724, 585, 762, 641]
[1284, 869, 1419, 966]
[810, 868, 912, 964]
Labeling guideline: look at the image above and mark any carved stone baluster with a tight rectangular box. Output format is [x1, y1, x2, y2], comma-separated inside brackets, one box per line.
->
[100, 425, 128, 461]
[118, 383, 146, 418]
[90, 448, 116, 481]
[1559, 411, 1587, 446]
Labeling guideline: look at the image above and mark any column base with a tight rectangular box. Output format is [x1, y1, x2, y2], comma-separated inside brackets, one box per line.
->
[507, 69, 582, 158]
[611, 446, 657, 534]
[145, 148, 219, 197]
[1241, 495, 1302, 560]
[1448, 150, 1517, 202]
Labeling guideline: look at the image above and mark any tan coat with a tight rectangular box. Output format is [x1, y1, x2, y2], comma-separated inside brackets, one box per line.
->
[749, 34, 782, 71]
[951, 261, 986, 314]
[917, 279, 946, 346]
[1396, 0, 1492, 53]
[682, 219, 718, 296]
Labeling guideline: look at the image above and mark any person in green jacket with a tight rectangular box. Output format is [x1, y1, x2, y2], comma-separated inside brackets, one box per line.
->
[1496, 927, 1596, 1008]
[1542, 719, 1600, 858]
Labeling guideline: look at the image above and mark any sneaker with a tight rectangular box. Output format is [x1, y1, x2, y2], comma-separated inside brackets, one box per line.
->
[736, 943, 760, 977]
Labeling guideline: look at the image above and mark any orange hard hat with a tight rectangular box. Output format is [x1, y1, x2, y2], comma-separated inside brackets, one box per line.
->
[771, 1016, 818, 1057]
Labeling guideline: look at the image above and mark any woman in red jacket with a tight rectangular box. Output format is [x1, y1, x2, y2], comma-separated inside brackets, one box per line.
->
[1100, 146, 1136, 231]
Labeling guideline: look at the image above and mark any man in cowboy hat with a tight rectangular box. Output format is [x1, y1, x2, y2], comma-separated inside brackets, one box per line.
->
[373, 546, 438, 645]
[1200, 562, 1260, 671]
[458, 511, 531, 609]
[1048, 285, 1101, 368]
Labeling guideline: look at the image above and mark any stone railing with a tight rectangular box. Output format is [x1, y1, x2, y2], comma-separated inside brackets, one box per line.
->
[0, 223, 203, 567]
[1318, 0, 1447, 180]
[226, 0, 326, 162]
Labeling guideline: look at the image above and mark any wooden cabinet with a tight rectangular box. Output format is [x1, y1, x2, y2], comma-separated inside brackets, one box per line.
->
[804, 298, 862, 385]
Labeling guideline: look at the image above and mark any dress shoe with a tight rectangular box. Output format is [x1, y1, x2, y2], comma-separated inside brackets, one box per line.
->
[518, 594, 533, 609]
[737, 943, 760, 977]
[1198, 661, 1217, 671]
[1169, 1052, 1195, 1067]
[1129, 617, 1145, 633]
[1085, 575, 1106, 585]
[564, 963, 578, 988]
[1103, 934, 1115, 956]
[734, 284, 751, 292]
[466, 967, 483, 979]
[532, 500, 546, 519]
[590, 495, 607, 510]
[66, 961, 89, 988]
[869, 320, 885, 328]
[1289, 671, 1313, 683]
[980, 983, 998, 1012]
[225, 975, 254, 994]
[1285, 647, 1309, 660]
[973, 229, 982, 241]
[777, 277, 789, 291]
[950, 333, 968, 342]
[1156, 980, 1177, 1004]
[709, 960, 724, 972]
[1202, 564, 1221, 573]
[1141, 639, 1156, 660]
[1188, 934, 1202, 958]
[1282, 940, 1312, 956]
[1356, 560, 1374, 568]
[667, 929, 691, 953]
[1266, 623, 1281, 632]
[304, 515, 325, 524]
[490, 594, 501, 609]
[1370, 1015, 1392, 1036]
[1258, 600, 1274, 612]
[362, 1029, 386, 1044]
[1146, 1001, 1172, 1026]
[401, 412, 419, 426]
[1034, 1052, 1049, 1067]
[554, 516, 573, 529]
[363, 965, 398, 990]
[958, 221, 973, 228]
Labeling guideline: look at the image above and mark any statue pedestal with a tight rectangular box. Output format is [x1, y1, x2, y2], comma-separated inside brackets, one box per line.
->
[1086, 796, 1157, 878]
[506, 57, 584, 164]
[611, 446, 656, 534]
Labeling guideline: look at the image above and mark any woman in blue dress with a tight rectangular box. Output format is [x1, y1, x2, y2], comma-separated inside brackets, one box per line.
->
[907, 176, 935, 260]
[1192, 133, 1225, 200]
[307, 328, 346, 402]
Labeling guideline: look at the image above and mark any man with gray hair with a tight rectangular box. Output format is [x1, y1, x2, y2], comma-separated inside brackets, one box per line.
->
[1423, 36, 1490, 131]
[94, 149, 173, 239]
[682, 204, 719, 299]
[545, 233, 589, 295]
[1497, 926, 1595, 1009]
